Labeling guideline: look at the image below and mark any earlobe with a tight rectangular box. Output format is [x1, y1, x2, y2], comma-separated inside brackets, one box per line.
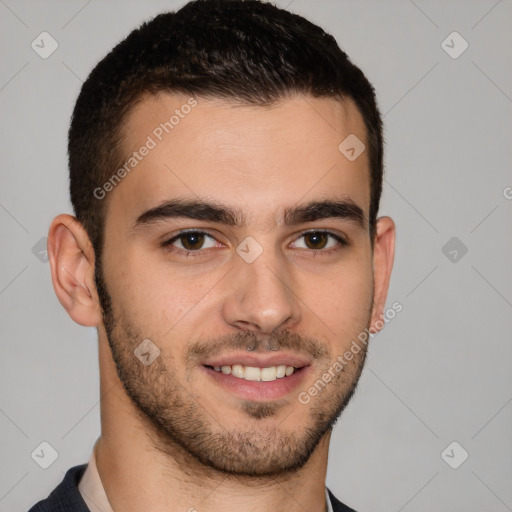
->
[48, 214, 102, 327]
[369, 216, 396, 333]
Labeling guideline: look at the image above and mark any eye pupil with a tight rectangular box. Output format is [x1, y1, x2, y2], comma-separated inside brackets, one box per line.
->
[181, 232, 205, 250]
[305, 232, 328, 249]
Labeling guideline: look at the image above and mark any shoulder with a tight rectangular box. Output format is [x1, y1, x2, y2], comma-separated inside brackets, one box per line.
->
[27, 464, 90, 512]
[327, 487, 359, 512]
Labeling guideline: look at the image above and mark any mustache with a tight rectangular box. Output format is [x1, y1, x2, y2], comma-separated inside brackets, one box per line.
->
[186, 329, 329, 364]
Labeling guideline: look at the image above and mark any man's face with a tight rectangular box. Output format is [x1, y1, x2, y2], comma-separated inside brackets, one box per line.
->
[97, 93, 376, 476]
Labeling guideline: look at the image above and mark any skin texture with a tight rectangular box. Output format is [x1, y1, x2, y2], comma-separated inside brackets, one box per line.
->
[48, 93, 395, 512]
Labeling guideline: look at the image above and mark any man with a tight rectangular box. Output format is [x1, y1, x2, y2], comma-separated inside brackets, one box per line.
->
[29, 0, 395, 510]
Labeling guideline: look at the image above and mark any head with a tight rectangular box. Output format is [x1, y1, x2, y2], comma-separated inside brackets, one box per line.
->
[49, 0, 394, 478]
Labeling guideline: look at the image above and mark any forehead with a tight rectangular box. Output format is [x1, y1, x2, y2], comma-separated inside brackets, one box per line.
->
[108, 92, 370, 230]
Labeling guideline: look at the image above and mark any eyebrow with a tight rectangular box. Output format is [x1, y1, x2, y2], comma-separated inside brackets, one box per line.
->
[131, 197, 366, 232]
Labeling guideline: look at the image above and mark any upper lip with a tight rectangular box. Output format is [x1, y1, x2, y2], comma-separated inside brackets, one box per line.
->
[203, 352, 312, 369]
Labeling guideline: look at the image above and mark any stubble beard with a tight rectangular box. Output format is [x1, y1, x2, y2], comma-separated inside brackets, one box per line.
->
[95, 259, 369, 478]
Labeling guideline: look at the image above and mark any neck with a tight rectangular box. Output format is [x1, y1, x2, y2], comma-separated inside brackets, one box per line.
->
[96, 334, 331, 512]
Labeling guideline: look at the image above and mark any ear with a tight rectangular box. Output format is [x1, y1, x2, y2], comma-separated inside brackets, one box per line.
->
[369, 216, 396, 333]
[48, 214, 102, 327]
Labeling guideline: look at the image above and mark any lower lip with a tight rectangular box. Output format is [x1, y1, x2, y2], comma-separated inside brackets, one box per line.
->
[201, 365, 311, 401]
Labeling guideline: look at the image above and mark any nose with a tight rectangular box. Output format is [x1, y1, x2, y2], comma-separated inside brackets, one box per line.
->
[221, 249, 301, 335]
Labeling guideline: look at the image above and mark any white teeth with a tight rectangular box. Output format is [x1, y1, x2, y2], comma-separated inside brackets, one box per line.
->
[231, 364, 244, 378]
[211, 364, 296, 381]
[244, 366, 261, 381]
[260, 366, 277, 381]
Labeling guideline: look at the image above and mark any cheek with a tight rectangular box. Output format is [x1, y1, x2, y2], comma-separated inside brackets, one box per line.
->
[303, 262, 374, 339]
[105, 249, 222, 339]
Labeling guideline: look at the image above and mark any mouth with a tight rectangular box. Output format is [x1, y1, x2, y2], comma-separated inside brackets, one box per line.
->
[205, 363, 299, 381]
[201, 352, 312, 402]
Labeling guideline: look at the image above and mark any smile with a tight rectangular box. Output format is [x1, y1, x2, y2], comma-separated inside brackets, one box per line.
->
[207, 364, 296, 381]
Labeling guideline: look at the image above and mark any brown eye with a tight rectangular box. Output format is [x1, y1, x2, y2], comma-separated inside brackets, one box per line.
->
[162, 231, 218, 253]
[292, 231, 345, 253]
[179, 232, 206, 250]
[303, 232, 329, 249]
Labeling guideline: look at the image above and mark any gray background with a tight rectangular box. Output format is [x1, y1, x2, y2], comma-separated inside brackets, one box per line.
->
[1, 0, 511, 511]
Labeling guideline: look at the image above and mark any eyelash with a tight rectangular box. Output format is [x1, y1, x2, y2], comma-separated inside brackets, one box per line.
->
[161, 229, 347, 258]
